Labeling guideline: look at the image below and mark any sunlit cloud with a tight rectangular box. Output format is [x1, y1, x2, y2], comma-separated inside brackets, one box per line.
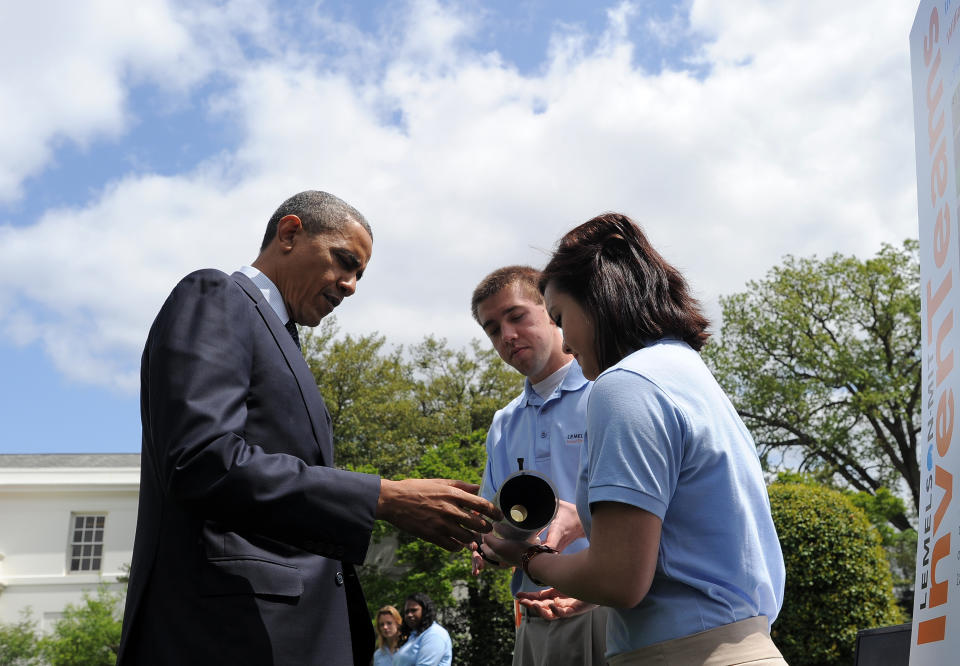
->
[0, 0, 920, 393]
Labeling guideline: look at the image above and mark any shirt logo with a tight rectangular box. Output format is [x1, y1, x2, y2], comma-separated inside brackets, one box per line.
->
[566, 432, 584, 445]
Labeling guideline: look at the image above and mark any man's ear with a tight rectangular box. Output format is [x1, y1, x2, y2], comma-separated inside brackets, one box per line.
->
[276, 215, 303, 250]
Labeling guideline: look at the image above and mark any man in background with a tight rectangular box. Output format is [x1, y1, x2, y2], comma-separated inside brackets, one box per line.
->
[471, 265, 606, 665]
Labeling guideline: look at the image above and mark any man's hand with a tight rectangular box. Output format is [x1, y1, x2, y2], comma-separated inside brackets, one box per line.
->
[540, 499, 584, 552]
[515, 588, 597, 621]
[377, 478, 502, 552]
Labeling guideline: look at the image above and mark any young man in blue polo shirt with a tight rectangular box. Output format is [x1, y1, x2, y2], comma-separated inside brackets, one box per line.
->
[470, 266, 606, 666]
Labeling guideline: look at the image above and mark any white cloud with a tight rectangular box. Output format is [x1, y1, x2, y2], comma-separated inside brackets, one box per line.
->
[0, 0, 276, 202]
[0, 0, 923, 393]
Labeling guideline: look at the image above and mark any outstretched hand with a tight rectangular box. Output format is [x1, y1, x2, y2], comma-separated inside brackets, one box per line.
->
[515, 588, 597, 621]
[540, 499, 585, 552]
[377, 478, 502, 552]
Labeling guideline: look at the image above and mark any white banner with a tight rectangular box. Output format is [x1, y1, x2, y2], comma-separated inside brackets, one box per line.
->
[910, 1, 960, 662]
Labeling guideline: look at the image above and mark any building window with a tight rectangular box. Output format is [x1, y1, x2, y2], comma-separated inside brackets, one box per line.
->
[69, 514, 105, 572]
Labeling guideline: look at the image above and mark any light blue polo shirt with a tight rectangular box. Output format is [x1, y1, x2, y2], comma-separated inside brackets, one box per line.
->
[392, 622, 452, 666]
[577, 338, 785, 656]
[480, 360, 592, 595]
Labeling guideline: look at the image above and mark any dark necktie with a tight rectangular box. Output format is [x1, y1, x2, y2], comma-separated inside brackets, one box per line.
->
[285, 319, 301, 351]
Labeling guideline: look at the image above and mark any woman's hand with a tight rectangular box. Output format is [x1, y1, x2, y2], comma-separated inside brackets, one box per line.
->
[471, 536, 516, 573]
[487, 501, 663, 608]
[481, 532, 529, 568]
[470, 547, 485, 576]
[516, 588, 597, 620]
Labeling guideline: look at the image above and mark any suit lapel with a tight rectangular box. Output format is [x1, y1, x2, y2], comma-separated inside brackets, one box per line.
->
[231, 272, 333, 465]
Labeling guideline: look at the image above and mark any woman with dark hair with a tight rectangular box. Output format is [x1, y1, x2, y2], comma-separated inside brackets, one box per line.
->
[393, 593, 452, 666]
[372, 605, 405, 666]
[484, 213, 787, 665]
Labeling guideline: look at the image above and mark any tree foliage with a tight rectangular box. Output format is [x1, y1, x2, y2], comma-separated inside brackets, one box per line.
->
[0, 586, 125, 666]
[769, 482, 903, 666]
[776, 472, 918, 616]
[303, 320, 522, 665]
[703, 240, 920, 529]
[847, 487, 917, 614]
[0, 609, 41, 666]
[304, 318, 521, 478]
[37, 585, 124, 666]
[359, 431, 516, 666]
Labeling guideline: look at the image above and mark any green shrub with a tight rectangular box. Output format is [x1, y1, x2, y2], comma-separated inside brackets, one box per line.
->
[38, 585, 124, 666]
[0, 609, 41, 666]
[769, 483, 904, 666]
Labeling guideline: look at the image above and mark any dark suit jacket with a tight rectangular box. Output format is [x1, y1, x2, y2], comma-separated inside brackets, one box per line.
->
[118, 270, 380, 666]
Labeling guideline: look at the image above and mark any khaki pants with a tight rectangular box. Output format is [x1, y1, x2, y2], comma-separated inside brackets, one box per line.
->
[606, 616, 788, 666]
[513, 605, 607, 666]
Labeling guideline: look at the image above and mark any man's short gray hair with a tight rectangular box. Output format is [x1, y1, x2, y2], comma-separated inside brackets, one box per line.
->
[260, 190, 372, 251]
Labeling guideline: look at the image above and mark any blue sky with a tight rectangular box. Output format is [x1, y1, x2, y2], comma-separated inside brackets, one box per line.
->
[0, 0, 921, 454]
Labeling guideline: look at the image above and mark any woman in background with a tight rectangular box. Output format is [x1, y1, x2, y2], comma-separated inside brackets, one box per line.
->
[372, 605, 404, 666]
[484, 213, 787, 665]
[393, 593, 452, 666]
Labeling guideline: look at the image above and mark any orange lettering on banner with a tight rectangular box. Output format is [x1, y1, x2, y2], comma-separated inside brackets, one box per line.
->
[928, 55, 944, 155]
[918, 615, 946, 644]
[935, 308, 954, 386]
[929, 531, 951, 607]
[934, 203, 951, 267]
[934, 466, 953, 533]
[917, 3, 954, 647]
[928, 271, 952, 344]
[924, 7, 940, 66]
[936, 389, 954, 457]
[932, 128, 949, 206]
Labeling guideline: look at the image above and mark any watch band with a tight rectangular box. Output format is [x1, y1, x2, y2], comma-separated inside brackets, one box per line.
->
[520, 544, 557, 586]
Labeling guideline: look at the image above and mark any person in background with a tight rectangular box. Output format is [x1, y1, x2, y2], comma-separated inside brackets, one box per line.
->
[393, 593, 452, 666]
[470, 265, 606, 665]
[484, 213, 787, 665]
[373, 605, 405, 666]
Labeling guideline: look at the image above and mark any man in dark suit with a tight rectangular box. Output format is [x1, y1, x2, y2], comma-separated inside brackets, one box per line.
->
[118, 191, 499, 666]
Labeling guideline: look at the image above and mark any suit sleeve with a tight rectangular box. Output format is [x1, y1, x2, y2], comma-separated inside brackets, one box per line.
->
[142, 270, 379, 562]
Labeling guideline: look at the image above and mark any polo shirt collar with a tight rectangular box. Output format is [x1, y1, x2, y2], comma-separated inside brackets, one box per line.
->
[521, 359, 589, 406]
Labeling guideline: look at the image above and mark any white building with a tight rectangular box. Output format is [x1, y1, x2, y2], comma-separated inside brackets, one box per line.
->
[0, 454, 140, 631]
[0, 452, 406, 634]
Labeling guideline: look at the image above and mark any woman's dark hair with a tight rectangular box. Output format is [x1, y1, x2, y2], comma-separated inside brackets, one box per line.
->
[539, 212, 710, 373]
[404, 592, 437, 633]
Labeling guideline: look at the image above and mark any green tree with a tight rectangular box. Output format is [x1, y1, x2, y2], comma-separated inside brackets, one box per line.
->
[304, 321, 524, 664]
[304, 319, 521, 478]
[359, 431, 516, 666]
[418, 432, 515, 665]
[703, 240, 920, 529]
[0, 609, 41, 666]
[38, 585, 124, 666]
[408, 337, 522, 448]
[304, 319, 423, 478]
[769, 482, 904, 666]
